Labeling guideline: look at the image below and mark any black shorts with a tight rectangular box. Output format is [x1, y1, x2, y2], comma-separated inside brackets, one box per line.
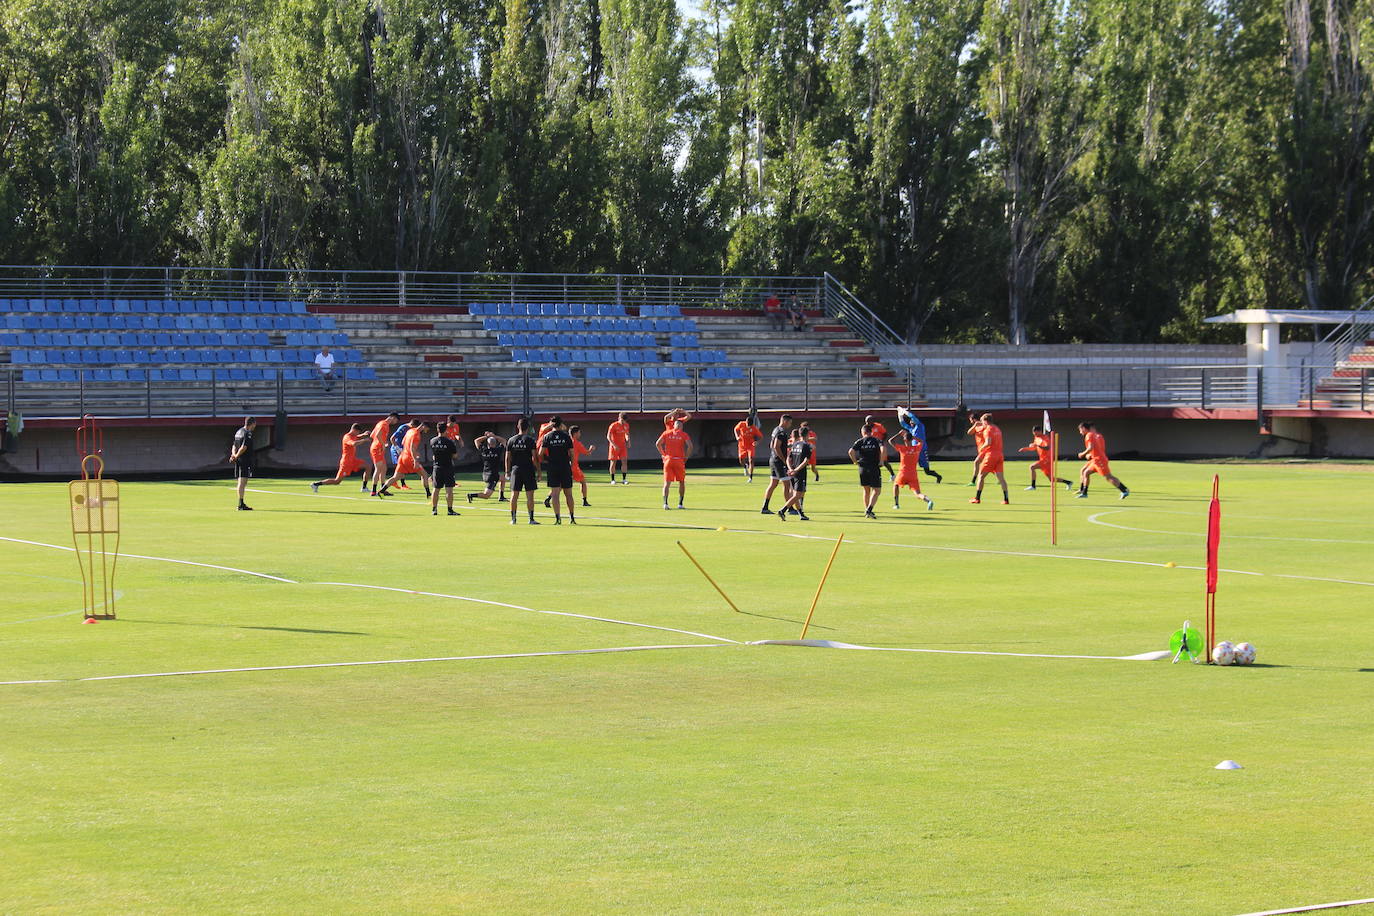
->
[770, 458, 788, 480]
[859, 467, 882, 489]
[511, 467, 538, 492]
[546, 467, 574, 490]
[790, 473, 808, 493]
[482, 467, 502, 489]
[233, 463, 253, 479]
[432, 466, 456, 489]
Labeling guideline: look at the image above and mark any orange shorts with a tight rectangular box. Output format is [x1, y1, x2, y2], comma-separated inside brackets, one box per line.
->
[1034, 459, 1054, 476]
[572, 465, 585, 483]
[369, 445, 387, 466]
[609, 444, 628, 460]
[663, 458, 685, 482]
[738, 447, 753, 461]
[1087, 459, 1111, 478]
[895, 472, 922, 492]
[395, 452, 420, 475]
[979, 456, 1004, 475]
[338, 455, 365, 478]
[808, 452, 818, 466]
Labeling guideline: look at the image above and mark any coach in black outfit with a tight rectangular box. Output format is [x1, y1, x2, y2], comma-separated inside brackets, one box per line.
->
[230, 416, 256, 511]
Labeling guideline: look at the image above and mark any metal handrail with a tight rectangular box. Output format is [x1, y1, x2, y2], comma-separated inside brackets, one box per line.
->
[821, 273, 905, 348]
[1320, 293, 1374, 364]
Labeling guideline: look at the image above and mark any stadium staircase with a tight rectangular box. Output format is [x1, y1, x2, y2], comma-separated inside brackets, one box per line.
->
[1314, 337, 1374, 409]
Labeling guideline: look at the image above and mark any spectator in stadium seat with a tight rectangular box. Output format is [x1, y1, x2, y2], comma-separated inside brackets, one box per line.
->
[314, 346, 336, 391]
[787, 295, 807, 331]
[764, 294, 785, 331]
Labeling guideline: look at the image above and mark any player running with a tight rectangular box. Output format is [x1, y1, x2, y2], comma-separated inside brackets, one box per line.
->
[1018, 425, 1073, 491]
[367, 412, 399, 496]
[467, 431, 508, 503]
[541, 417, 578, 525]
[777, 427, 812, 521]
[888, 430, 935, 511]
[311, 423, 372, 492]
[966, 412, 986, 486]
[570, 425, 595, 507]
[429, 421, 460, 516]
[388, 419, 415, 490]
[733, 412, 763, 481]
[896, 407, 943, 483]
[656, 416, 693, 510]
[849, 422, 885, 519]
[607, 412, 630, 484]
[759, 413, 794, 514]
[382, 419, 433, 498]
[969, 413, 1009, 505]
[505, 418, 541, 524]
[1075, 422, 1129, 499]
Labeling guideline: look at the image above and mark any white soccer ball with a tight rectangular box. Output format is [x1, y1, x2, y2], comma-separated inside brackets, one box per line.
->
[1232, 642, 1256, 666]
[1211, 641, 1236, 666]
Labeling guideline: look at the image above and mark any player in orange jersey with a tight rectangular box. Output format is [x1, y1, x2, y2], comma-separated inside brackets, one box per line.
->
[367, 412, 399, 496]
[887, 430, 935, 511]
[801, 422, 820, 482]
[864, 415, 895, 479]
[966, 412, 987, 486]
[733, 411, 763, 481]
[1075, 421, 1129, 499]
[664, 407, 692, 429]
[606, 412, 630, 484]
[969, 413, 1009, 505]
[444, 415, 465, 448]
[382, 418, 433, 498]
[311, 423, 372, 492]
[569, 425, 595, 507]
[1018, 425, 1073, 491]
[656, 417, 693, 510]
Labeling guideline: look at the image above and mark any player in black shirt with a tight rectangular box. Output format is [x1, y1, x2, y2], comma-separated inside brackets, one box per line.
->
[229, 416, 256, 511]
[540, 417, 577, 525]
[848, 422, 886, 519]
[429, 421, 460, 516]
[777, 427, 812, 521]
[504, 417, 541, 525]
[467, 431, 507, 503]
[759, 413, 794, 514]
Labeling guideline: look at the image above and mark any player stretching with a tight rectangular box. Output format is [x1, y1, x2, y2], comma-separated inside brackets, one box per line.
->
[505, 418, 541, 524]
[733, 412, 762, 481]
[896, 407, 943, 483]
[969, 413, 1009, 505]
[311, 423, 371, 492]
[777, 428, 812, 521]
[656, 417, 693, 509]
[849, 422, 885, 519]
[368, 412, 398, 496]
[230, 416, 256, 511]
[759, 413, 794, 514]
[388, 420, 414, 489]
[966, 413, 986, 486]
[383, 419, 432, 498]
[1019, 425, 1073, 491]
[468, 431, 507, 503]
[607, 412, 630, 484]
[570, 425, 595, 506]
[801, 422, 820, 482]
[429, 421, 460, 516]
[541, 418, 578, 524]
[1075, 422, 1129, 499]
[864, 415, 895, 480]
[888, 430, 935, 511]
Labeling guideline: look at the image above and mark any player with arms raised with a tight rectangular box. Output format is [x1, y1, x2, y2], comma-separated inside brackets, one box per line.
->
[656, 417, 693, 510]
[733, 411, 762, 481]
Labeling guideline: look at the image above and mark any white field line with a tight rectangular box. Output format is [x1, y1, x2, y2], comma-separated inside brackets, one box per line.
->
[313, 581, 741, 645]
[1233, 897, 1374, 916]
[751, 639, 1172, 662]
[0, 644, 723, 687]
[1108, 506, 1365, 526]
[1086, 509, 1374, 545]
[0, 536, 298, 583]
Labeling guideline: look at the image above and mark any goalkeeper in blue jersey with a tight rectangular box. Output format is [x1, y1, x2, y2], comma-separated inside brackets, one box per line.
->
[896, 407, 943, 484]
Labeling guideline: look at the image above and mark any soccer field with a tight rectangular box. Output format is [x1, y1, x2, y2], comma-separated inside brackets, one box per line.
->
[3, 460, 1372, 914]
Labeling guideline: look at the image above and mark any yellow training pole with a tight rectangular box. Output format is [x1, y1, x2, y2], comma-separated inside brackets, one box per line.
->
[799, 533, 845, 640]
[1050, 431, 1059, 546]
[676, 541, 742, 614]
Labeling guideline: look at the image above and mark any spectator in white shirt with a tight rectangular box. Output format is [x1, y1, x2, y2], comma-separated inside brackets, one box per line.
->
[314, 346, 336, 391]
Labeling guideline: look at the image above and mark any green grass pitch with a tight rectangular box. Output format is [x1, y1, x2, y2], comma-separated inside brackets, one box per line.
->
[2, 459, 1373, 913]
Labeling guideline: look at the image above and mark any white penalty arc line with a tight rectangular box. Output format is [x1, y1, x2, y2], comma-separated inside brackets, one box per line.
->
[1233, 897, 1374, 916]
[312, 582, 741, 645]
[1086, 509, 1374, 545]
[0, 644, 724, 687]
[0, 536, 298, 583]
[751, 639, 1173, 662]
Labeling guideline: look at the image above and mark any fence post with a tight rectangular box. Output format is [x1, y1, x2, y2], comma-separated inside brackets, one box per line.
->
[906, 367, 912, 406]
[1200, 368, 1208, 410]
[1118, 368, 1124, 408]
[1307, 366, 1314, 408]
[956, 366, 964, 408]
[341, 367, 348, 415]
[522, 368, 531, 415]
[1146, 368, 1152, 408]
[749, 366, 756, 408]
[638, 367, 645, 413]
[1256, 367, 1264, 427]
[1362, 368, 1368, 411]
[145, 370, 152, 418]
[463, 368, 470, 414]
[402, 368, 409, 415]
[582, 369, 588, 413]
[1065, 369, 1072, 409]
[78, 369, 85, 418]
[211, 369, 217, 417]
[693, 368, 700, 413]
[804, 366, 810, 410]
[855, 368, 861, 410]
[1012, 368, 1018, 409]
[8, 368, 15, 415]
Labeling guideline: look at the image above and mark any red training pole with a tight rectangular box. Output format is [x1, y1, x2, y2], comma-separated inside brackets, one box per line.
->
[1049, 432, 1058, 545]
[1204, 475, 1221, 661]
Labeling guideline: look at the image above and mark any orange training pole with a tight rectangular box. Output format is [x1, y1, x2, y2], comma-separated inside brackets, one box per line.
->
[799, 533, 845, 640]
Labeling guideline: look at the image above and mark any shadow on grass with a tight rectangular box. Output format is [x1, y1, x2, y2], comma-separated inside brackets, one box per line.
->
[119, 618, 369, 636]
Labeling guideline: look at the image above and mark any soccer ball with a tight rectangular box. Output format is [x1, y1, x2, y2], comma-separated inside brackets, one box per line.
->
[1211, 641, 1236, 666]
[1233, 642, 1256, 666]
